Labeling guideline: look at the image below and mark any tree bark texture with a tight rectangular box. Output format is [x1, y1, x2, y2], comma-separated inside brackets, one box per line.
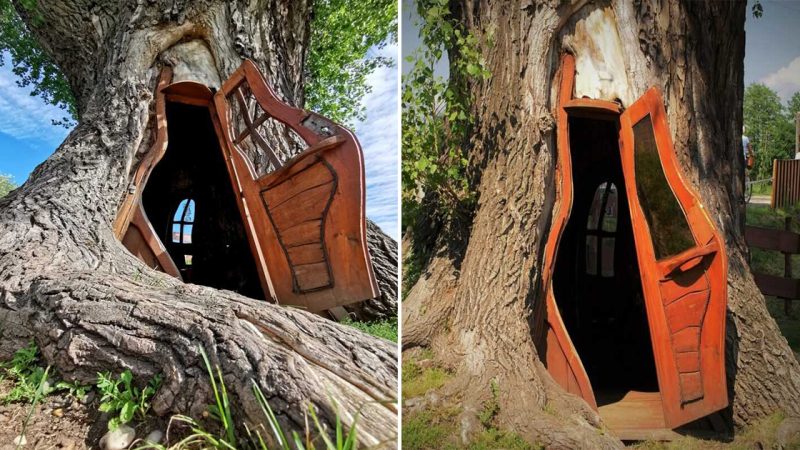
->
[0, 0, 397, 445]
[403, 0, 800, 447]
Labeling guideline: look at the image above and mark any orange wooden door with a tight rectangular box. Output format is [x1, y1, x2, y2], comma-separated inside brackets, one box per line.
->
[212, 60, 379, 312]
[618, 87, 728, 428]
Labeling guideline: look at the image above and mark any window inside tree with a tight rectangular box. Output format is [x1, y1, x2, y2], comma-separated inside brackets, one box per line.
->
[632, 115, 695, 259]
[172, 199, 195, 245]
[585, 182, 617, 277]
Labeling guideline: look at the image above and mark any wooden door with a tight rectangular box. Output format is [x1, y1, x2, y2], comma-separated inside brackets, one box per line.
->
[618, 87, 728, 428]
[213, 60, 379, 312]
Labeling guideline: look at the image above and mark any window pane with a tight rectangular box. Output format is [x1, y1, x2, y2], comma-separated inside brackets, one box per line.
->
[184, 200, 195, 223]
[601, 184, 618, 232]
[183, 224, 193, 244]
[601, 238, 615, 277]
[585, 235, 598, 275]
[171, 223, 181, 243]
[586, 184, 605, 230]
[632, 115, 695, 259]
[173, 199, 188, 221]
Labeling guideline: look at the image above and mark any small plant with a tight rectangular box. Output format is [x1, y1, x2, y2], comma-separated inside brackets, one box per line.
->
[478, 379, 500, 428]
[56, 379, 91, 402]
[1, 341, 55, 403]
[97, 369, 162, 430]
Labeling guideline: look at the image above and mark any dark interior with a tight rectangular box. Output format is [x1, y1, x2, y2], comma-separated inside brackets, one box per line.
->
[142, 101, 264, 299]
[552, 116, 658, 402]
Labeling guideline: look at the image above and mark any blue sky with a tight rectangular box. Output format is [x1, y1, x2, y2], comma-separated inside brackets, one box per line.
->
[0, 42, 399, 239]
[402, 0, 800, 102]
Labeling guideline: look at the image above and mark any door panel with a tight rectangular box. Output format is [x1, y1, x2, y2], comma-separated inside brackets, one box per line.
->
[213, 60, 379, 312]
[619, 87, 728, 427]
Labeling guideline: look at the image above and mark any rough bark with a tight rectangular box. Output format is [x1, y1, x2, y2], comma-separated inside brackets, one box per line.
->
[403, 0, 800, 447]
[344, 220, 399, 322]
[0, 0, 396, 445]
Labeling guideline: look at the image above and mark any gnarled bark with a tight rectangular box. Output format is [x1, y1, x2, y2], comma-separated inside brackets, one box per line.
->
[0, 0, 396, 445]
[403, 0, 800, 447]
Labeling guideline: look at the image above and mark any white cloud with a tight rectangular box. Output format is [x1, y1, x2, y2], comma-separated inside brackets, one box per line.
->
[762, 55, 800, 102]
[356, 42, 399, 240]
[0, 57, 71, 146]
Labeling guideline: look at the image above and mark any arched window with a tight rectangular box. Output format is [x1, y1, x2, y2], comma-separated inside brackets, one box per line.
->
[171, 199, 195, 266]
[585, 182, 617, 277]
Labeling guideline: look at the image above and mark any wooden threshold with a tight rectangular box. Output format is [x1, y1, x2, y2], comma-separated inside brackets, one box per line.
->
[597, 390, 682, 441]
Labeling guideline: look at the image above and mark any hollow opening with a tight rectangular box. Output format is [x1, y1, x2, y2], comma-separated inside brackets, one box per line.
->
[552, 116, 658, 404]
[142, 101, 264, 299]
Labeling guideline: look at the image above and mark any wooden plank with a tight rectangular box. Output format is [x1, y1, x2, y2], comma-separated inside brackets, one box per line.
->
[745, 226, 800, 253]
[752, 272, 800, 299]
[286, 243, 326, 266]
[281, 220, 323, 247]
[264, 182, 333, 230]
[263, 160, 334, 204]
[294, 262, 332, 291]
[664, 290, 710, 332]
[598, 391, 667, 435]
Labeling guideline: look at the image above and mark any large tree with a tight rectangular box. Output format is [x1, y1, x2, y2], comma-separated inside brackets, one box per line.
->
[0, 0, 397, 445]
[403, 0, 800, 447]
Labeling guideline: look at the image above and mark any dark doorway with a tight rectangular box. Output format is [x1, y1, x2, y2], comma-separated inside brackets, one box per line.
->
[552, 116, 658, 402]
[142, 101, 263, 299]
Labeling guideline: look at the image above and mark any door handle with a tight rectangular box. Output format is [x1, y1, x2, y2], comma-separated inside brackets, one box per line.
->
[660, 240, 719, 276]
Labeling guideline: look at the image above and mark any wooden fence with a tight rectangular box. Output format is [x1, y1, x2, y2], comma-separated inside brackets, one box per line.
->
[771, 159, 800, 208]
[746, 218, 798, 314]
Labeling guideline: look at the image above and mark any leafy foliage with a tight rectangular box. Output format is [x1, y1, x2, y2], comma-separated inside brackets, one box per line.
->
[0, 0, 396, 128]
[97, 369, 162, 430]
[401, 0, 490, 227]
[0, 173, 15, 198]
[0, 0, 76, 127]
[743, 83, 798, 181]
[306, 0, 397, 125]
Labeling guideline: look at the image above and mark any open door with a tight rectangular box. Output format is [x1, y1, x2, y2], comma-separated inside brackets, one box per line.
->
[212, 60, 379, 312]
[618, 87, 728, 428]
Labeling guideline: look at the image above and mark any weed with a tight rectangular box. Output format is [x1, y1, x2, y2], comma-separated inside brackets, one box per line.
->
[1, 341, 55, 404]
[97, 369, 162, 430]
[55, 379, 91, 402]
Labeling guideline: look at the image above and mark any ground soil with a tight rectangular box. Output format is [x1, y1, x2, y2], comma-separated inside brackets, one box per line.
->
[0, 380, 170, 450]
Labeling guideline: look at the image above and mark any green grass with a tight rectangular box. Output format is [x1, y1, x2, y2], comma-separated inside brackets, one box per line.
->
[402, 409, 457, 450]
[401, 350, 451, 400]
[340, 317, 397, 342]
[746, 204, 800, 352]
[402, 350, 538, 449]
[751, 181, 772, 196]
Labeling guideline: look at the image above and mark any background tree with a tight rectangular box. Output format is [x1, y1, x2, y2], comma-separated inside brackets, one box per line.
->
[0, 174, 14, 198]
[403, 0, 800, 447]
[743, 83, 797, 180]
[0, 0, 398, 444]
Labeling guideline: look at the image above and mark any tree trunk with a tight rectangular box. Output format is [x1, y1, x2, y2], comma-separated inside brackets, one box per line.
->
[403, 0, 800, 447]
[0, 0, 396, 445]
